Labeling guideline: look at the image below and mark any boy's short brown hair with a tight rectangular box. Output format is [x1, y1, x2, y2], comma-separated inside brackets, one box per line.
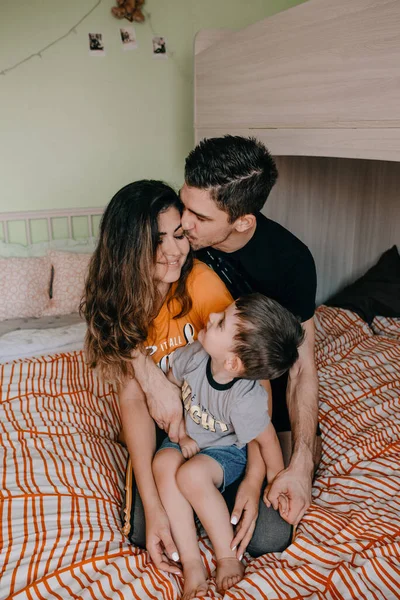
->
[234, 293, 304, 380]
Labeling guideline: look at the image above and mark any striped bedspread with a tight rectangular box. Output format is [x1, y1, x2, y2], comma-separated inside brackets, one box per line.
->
[1, 306, 399, 599]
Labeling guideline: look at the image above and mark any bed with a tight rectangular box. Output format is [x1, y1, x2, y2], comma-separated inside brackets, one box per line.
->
[2, 1, 400, 597]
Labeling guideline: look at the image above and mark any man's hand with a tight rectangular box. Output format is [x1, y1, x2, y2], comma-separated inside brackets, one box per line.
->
[265, 464, 312, 526]
[145, 504, 182, 575]
[146, 378, 183, 442]
[230, 476, 261, 560]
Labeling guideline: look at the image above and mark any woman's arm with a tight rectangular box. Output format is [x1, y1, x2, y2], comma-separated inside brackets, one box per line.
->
[119, 377, 181, 574]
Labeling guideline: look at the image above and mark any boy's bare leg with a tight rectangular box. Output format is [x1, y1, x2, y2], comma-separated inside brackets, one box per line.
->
[177, 455, 244, 594]
[152, 449, 208, 600]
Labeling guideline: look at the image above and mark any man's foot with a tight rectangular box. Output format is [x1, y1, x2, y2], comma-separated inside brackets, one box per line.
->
[215, 557, 244, 593]
[182, 560, 208, 600]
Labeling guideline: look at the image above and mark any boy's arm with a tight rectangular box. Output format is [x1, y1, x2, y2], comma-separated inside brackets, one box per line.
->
[229, 380, 274, 557]
[254, 421, 284, 483]
[255, 422, 290, 518]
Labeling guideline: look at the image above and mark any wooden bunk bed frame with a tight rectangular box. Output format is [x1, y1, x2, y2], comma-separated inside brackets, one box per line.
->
[194, 0, 400, 304]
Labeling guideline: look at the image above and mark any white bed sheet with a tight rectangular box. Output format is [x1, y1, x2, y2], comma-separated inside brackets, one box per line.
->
[0, 322, 86, 363]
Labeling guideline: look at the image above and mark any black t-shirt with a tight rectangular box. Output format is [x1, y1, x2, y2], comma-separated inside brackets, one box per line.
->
[196, 212, 317, 322]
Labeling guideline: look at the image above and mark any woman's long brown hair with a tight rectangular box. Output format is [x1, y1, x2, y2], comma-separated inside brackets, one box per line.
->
[81, 180, 193, 383]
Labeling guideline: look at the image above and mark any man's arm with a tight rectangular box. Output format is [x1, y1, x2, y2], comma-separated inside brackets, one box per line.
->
[131, 349, 183, 442]
[266, 317, 319, 526]
[165, 368, 200, 459]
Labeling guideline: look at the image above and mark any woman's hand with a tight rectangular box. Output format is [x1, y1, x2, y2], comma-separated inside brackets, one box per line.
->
[230, 476, 262, 559]
[145, 504, 182, 575]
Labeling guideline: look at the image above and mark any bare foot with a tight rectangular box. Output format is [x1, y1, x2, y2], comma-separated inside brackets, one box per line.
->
[181, 559, 208, 600]
[216, 557, 244, 593]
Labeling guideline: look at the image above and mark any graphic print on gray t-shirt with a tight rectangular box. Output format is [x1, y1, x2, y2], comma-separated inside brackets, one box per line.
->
[172, 341, 270, 449]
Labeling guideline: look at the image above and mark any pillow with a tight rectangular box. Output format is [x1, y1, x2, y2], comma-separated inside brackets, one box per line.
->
[0, 238, 97, 258]
[325, 246, 400, 324]
[43, 251, 91, 316]
[0, 256, 51, 321]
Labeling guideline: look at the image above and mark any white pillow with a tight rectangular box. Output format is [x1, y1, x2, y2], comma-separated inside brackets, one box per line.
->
[0, 238, 97, 258]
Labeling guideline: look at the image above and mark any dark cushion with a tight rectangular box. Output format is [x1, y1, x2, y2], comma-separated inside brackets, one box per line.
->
[325, 246, 400, 324]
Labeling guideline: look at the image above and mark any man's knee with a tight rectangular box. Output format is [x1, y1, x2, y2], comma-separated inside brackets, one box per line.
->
[247, 502, 293, 557]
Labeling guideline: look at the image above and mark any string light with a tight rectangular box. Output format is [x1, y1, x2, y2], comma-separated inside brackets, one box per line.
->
[0, 0, 103, 76]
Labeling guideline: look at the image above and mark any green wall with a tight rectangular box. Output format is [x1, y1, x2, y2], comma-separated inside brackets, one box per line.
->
[0, 0, 305, 212]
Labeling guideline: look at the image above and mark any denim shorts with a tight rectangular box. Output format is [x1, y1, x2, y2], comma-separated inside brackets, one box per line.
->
[157, 438, 247, 493]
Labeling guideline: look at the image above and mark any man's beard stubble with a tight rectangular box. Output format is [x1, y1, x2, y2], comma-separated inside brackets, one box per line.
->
[183, 230, 232, 252]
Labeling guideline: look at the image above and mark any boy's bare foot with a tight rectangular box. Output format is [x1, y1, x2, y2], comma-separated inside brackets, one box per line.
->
[215, 557, 244, 593]
[182, 560, 208, 600]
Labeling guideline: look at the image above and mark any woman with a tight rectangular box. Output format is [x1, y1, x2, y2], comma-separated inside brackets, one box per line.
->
[81, 180, 233, 573]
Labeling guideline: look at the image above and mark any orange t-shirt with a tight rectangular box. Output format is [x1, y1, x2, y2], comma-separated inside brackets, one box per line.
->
[146, 260, 233, 373]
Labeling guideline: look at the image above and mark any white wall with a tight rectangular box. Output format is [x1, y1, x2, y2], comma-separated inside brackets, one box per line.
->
[0, 0, 305, 212]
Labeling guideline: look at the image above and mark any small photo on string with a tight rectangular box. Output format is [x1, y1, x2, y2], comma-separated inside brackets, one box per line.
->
[120, 27, 138, 50]
[152, 36, 167, 59]
[89, 33, 105, 55]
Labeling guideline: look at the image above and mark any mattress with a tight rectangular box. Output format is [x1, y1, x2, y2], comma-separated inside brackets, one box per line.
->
[1, 306, 399, 599]
[0, 314, 86, 363]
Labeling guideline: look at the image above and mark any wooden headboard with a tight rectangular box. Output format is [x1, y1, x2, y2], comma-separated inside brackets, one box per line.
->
[194, 0, 400, 303]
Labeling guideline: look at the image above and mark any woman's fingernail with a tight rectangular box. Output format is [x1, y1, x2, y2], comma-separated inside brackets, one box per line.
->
[231, 516, 238, 525]
[231, 545, 236, 551]
[172, 552, 180, 562]
[239, 554, 243, 561]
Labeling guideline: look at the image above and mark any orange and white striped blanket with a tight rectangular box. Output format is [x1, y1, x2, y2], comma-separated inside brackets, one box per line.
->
[1, 306, 399, 599]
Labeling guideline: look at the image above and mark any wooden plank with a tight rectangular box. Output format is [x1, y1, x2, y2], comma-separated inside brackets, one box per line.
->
[195, 127, 400, 162]
[195, 0, 400, 161]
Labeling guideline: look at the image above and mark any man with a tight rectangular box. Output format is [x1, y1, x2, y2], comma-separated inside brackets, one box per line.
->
[133, 135, 319, 560]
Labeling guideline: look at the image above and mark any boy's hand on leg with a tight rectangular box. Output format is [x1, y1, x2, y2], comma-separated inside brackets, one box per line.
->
[180, 435, 200, 460]
[178, 420, 200, 459]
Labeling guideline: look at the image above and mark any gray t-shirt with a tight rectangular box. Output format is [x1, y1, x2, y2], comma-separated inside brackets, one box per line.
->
[172, 341, 270, 449]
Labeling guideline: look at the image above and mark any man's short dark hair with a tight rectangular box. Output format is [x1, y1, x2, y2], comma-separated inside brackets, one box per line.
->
[234, 293, 304, 380]
[184, 135, 278, 223]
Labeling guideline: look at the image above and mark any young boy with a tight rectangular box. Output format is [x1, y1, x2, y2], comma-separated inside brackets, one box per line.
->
[152, 293, 304, 600]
